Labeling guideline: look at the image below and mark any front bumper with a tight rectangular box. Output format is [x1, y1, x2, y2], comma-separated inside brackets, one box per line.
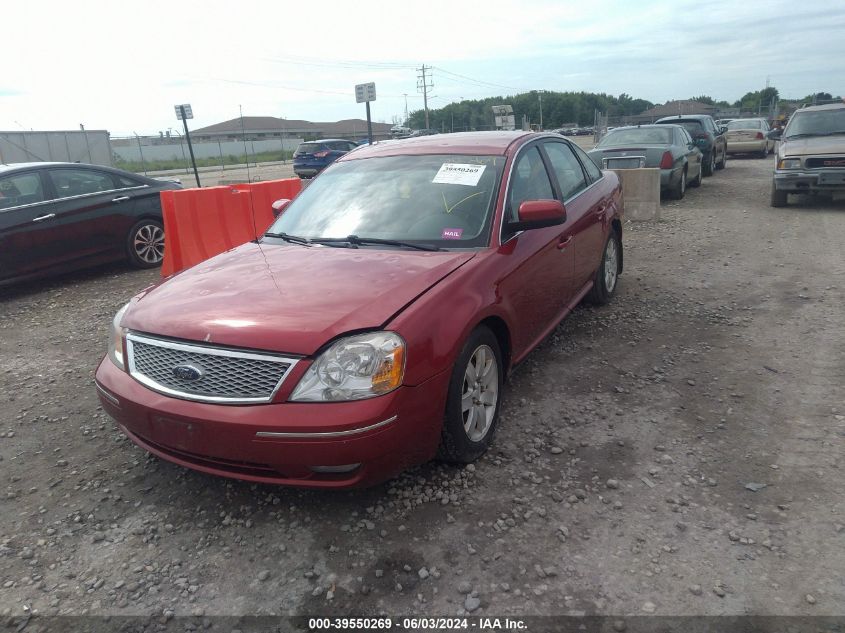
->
[773, 169, 845, 193]
[95, 358, 449, 488]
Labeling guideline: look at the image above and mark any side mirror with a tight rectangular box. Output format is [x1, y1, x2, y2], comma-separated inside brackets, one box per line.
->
[271, 198, 291, 218]
[768, 129, 782, 140]
[719, 126, 728, 135]
[510, 199, 566, 232]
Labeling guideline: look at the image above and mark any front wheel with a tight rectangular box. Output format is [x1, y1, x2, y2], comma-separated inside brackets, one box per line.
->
[716, 146, 727, 169]
[588, 230, 621, 305]
[438, 327, 503, 463]
[770, 182, 788, 207]
[127, 219, 165, 268]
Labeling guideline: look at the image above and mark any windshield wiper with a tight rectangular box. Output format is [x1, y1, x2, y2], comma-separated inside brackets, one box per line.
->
[263, 231, 314, 246]
[312, 235, 443, 251]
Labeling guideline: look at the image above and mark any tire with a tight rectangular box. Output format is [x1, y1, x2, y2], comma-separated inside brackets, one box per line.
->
[770, 182, 788, 208]
[716, 146, 727, 170]
[670, 168, 686, 200]
[758, 145, 768, 159]
[703, 151, 715, 176]
[587, 230, 621, 305]
[127, 219, 165, 269]
[689, 162, 703, 188]
[438, 326, 503, 464]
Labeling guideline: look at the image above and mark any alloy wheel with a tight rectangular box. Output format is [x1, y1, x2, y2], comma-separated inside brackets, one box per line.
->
[461, 344, 499, 442]
[133, 223, 165, 264]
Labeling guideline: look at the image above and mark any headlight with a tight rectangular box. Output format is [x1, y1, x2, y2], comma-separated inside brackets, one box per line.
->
[108, 303, 130, 370]
[778, 158, 801, 169]
[291, 332, 406, 402]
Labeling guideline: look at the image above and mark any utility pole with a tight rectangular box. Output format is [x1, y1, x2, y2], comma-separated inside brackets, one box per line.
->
[538, 91, 544, 130]
[402, 93, 409, 126]
[417, 65, 433, 130]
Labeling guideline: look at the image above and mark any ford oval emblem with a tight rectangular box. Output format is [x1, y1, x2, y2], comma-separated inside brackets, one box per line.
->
[172, 364, 204, 381]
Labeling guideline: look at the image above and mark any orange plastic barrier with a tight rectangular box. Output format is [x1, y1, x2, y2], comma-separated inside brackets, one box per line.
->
[160, 178, 302, 277]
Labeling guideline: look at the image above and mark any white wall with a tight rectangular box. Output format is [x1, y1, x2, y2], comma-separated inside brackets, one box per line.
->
[112, 138, 303, 162]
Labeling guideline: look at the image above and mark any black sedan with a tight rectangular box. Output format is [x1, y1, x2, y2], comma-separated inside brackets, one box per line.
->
[0, 162, 181, 284]
[587, 125, 703, 199]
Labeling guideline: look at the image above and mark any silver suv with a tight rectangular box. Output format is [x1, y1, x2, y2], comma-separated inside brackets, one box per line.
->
[771, 103, 845, 207]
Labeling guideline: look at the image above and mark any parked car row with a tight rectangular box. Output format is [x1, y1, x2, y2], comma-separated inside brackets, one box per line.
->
[585, 121, 714, 200]
[95, 131, 625, 488]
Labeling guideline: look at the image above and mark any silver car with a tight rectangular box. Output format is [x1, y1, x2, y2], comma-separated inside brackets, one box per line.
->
[725, 118, 774, 157]
[588, 125, 703, 200]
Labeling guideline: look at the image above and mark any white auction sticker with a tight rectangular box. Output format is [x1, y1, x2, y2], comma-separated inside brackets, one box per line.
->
[432, 163, 486, 186]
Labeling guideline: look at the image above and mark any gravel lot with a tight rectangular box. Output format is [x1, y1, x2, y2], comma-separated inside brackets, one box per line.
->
[1, 155, 844, 626]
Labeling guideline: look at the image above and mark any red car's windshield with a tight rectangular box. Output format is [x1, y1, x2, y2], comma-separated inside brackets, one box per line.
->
[266, 154, 504, 248]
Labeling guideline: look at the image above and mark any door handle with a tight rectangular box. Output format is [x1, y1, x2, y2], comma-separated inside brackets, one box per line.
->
[111, 196, 130, 203]
[595, 203, 607, 215]
[556, 236, 573, 250]
[32, 213, 56, 223]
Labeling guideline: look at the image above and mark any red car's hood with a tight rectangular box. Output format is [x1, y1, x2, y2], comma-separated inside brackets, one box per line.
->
[125, 242, 476, 355]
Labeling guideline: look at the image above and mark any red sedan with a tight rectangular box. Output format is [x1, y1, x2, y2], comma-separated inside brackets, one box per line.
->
[95, 132, 624, 488]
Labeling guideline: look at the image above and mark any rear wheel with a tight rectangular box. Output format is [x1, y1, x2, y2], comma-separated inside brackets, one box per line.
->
[670, 168, 686, 200]
[703, 151, 715, 176]
[770, 182, 788, 208]
[758, 145, 768, 159]
[587, 230, 621, 305]
[438, 327, 503, 463]
[127, 219, 165, 268]
[689, 162, 702, 188]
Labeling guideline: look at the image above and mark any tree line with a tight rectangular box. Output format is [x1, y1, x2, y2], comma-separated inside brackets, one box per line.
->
[408, 87, 841, 131]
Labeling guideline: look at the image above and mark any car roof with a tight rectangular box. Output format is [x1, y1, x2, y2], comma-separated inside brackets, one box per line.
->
[797, 102, 845, 112]
[301, 138, 352, 143]
[655, 114, 713, 122]
[339, 131, 538, 160]
[0, 161, 158, 184]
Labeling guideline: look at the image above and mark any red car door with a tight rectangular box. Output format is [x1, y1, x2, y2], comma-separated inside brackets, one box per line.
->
[555, 141, 611, 287]
[496, 145, 577, 358]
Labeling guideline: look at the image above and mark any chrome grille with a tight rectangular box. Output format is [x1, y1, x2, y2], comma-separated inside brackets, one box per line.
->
[126, 333, 298, 404]
[805, 156, 845, 169]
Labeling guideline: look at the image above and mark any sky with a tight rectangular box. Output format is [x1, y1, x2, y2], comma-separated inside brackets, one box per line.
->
[1, 0, 843, 137]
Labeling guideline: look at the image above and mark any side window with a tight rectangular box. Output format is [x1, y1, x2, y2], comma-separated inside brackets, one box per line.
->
[346, 142, 358, 151]
[48, 169, 117, 197]
[507, 146, 554, 222]
[0, 172, 46, 210]
[544, 142, 588, 199]
[571, 143, 603, 182]
[118, 175, 144, 188]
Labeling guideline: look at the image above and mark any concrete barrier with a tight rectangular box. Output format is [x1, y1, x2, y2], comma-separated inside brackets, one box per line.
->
[159, 178, 302, 277]
[610, 168, 660, 222]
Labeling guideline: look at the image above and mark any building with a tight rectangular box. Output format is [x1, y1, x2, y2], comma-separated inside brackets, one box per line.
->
[191, 116, 394, 142]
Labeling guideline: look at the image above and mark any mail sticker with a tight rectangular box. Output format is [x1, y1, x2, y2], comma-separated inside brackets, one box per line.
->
[432, 163, 486, 186]
[441, 228, 464, 240]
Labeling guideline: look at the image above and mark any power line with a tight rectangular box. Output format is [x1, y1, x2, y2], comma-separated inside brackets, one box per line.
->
[431, 66, 517, 92]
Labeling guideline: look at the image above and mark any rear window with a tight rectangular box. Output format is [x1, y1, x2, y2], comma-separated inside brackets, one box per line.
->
[598, 127, 672, 146]
[295, 142, 324, 155]
[662, 120, 704, 135]
[727, 120, 763, 130]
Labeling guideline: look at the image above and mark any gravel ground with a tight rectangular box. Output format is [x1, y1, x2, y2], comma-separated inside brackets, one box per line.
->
[1, 155, 844, 625]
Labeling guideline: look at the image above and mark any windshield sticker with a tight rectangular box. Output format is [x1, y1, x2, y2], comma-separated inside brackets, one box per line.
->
[441, 228, 464, 240]
[432, 163, 486, 186]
